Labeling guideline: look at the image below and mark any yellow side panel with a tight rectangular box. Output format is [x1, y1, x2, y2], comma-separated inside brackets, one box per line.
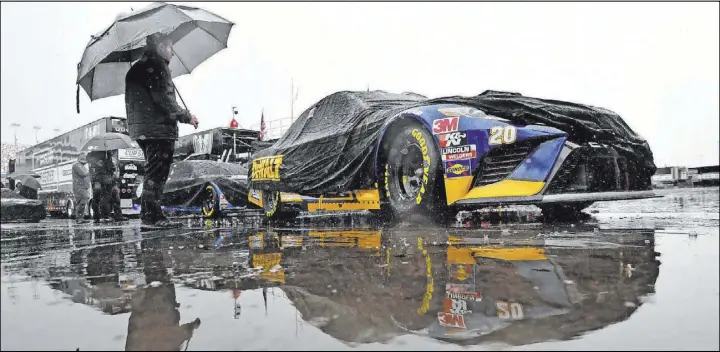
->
[462, 180, 545, 199]
[307, 190, 380, 212]
[444, 176, 474, 205]
[248, 189, 263, 208]
[280, 192, 303, 202]
[447, 246, 476, 265]
[471, 247, 547, 261]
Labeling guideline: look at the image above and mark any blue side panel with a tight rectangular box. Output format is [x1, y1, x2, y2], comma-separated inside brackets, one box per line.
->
[374, 104, 568, 180]
[508, 136, 566, 182]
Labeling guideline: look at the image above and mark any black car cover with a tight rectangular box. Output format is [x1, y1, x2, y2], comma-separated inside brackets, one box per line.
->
[250, 90, 656, 195]
[162, 160, 250, 208]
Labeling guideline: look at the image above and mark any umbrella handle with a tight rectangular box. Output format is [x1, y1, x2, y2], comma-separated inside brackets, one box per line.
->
[172, 81, 189, 111]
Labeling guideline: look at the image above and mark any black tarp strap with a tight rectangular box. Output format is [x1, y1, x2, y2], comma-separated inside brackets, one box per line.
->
[76, 84, 80, 114]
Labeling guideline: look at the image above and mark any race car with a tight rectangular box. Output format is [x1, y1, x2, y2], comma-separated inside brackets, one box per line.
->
[160, 160, 256, 218]
[248, 90, 658, 222]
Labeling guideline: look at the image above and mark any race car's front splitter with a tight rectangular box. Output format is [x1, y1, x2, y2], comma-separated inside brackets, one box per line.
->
[452, 189, 661, 207]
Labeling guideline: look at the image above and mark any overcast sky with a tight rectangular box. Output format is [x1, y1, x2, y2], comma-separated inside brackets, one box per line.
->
[1, 2, 718, 167]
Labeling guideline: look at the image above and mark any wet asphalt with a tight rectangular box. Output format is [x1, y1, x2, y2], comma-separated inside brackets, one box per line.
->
[1, 187, 718, 351]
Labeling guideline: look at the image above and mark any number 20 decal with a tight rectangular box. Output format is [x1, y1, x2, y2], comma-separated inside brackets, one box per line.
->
[488, 126, 517, 145]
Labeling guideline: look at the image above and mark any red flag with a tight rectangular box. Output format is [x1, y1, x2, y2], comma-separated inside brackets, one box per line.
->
[259, 109, 266, 141]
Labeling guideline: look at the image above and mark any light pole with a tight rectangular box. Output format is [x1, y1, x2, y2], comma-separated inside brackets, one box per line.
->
[33, 125, 41, 143]
[10, 123, 21, 146]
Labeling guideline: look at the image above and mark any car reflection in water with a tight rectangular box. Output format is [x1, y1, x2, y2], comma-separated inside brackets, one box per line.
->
[9, 220, 660, 349]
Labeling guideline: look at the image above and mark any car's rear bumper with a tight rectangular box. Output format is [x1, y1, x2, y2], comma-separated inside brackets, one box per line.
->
[453, 190, 661, 207]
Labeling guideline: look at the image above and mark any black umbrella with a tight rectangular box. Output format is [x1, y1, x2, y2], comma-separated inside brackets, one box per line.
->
[76, 2, 235, 112]
[12, 175, 41, 190]
[82, 133, 137, 152]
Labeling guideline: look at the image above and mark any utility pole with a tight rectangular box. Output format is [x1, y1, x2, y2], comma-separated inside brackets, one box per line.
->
[10, 123, 20, 146]
[290, 78, 299, 122]
[33, 125, 41, 143]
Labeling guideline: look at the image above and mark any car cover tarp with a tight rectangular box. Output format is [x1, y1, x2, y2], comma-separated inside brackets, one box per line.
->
[162, 160, 250, 206]
[250, 90, 656, 195]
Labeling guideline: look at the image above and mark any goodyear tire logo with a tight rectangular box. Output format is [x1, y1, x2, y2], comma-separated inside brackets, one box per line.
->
[251, 155, 283, 182]
[411, 129, 430, 204]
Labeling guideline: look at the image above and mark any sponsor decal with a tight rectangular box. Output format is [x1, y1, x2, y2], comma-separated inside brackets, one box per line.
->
[251, 155, 284, 182]
[123, 173, 137, 179]
[438, 132, 467, 148]
[410, 129, 430, 204]
[250, 189, 260, 201]
[58, 164, 73, 183]
[193, 132, 214, 155]
[441, 145, 477, 161]
[39, 169, 56, 186]
[124, 164, 138, 171]
[118, 148, 144, 161]
[438, 312, 467, 329]
[432, 117, 459, 134]
[444, 160, 471, 178]
[441, 144, 477, 162]
[444, 297, 472, 315]
[33, 148, 55, 168]
[446, 291, 480, 301]
[496, 301, 525, 320]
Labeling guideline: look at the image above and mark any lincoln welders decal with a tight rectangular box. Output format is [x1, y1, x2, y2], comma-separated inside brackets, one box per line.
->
[441, 144, 477, 162]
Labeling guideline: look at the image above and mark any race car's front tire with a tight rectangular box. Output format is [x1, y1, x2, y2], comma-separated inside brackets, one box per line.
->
[382, 122, 451, 223]
[540, 202, 593, 222]
[262, 191, 298, 222]
[202, 184, 220, 219]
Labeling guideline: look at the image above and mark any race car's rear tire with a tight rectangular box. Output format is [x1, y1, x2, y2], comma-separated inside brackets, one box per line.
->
[262, 191, 299, 222]
[540, 202, 593, 222]
[202, 184, 220, 219]
[382, 122, 451, 223]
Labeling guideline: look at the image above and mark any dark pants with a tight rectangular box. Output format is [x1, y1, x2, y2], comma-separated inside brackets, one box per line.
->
[137, 139, 174, 223]
[92, 183, 111, 220]
[74, 195, 89, 220]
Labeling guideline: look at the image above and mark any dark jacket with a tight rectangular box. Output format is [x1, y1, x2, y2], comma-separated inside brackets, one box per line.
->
[125, 50, 192, 141]
[89, 154, 117, 187]
[72, 161, 91, 197]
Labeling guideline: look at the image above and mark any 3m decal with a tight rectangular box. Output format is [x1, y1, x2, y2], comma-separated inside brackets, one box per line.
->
[438, 312, 467, 329]
[251, 155, 284, 182]
[496, 301, 524, 320]
[438, 132, 467, 148]
[441, 144, 477, 162]
[489, 126, 518, 145]
[444, 160, 471, 178]
[432, 117, 459, 134]
[410, 129, 430, 204]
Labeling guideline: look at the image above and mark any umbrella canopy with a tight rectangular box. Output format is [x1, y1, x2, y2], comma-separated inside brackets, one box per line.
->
[12, 175, 41, 190]
[7, 171, 40, 179]
[76, 2, 234, 109]
[82, 132, 138, 152]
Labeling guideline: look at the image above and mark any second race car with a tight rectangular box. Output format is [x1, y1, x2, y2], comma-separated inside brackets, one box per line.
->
[248, 90, 659, 222]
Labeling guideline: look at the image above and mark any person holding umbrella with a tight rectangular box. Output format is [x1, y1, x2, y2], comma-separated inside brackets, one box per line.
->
[125, 33, 199, 228]
[76, 2, 234, 228]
